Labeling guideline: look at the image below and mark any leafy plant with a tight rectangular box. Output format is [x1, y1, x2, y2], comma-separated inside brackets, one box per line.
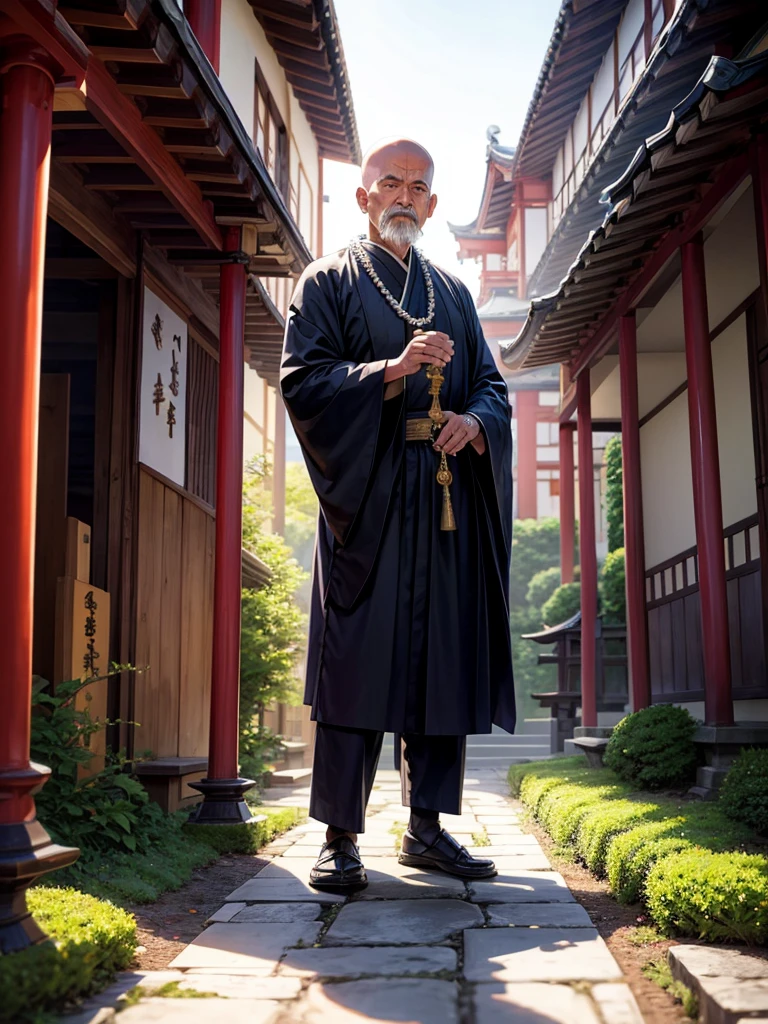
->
[604, 705, 698, 790]
[604, 435, 624, 553]
[600, 548, 626, 624]
[642, 957, 698, 1019]
[541, 582, 581, 626]
[0, 887, 137, 1024]
[186, 806, 305, 854]
[510, 517, 562, 607]
[720, 747, 768, 834]
[285, 460, 318, 573]
[526, 566, 561, 614]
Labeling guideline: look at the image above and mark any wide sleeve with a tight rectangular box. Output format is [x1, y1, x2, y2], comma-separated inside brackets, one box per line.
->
[461, 286, 514, 556]
[280, 263, 403, 549]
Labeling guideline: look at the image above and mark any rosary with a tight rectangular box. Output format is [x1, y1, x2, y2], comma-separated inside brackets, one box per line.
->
[349, 237, 456, 531]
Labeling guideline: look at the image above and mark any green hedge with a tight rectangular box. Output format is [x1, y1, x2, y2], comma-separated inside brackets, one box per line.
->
[185, 805, 305, 854]
[720, 747, 768, 834]
[0, 887, 137, 1024]
[509, 758, 762, 942]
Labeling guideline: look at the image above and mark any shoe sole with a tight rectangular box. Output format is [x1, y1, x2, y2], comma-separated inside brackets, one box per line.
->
[309, 875, 369, 894]
[398, 853, 498, 880]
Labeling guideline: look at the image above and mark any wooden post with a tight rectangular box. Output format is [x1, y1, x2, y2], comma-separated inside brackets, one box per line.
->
[188, 228, 255, 824]
[577, 371, 598, 728]
[185, 0, 222, 75]
[273, 396, 286, 536]
[0, 40, 79, 953]
[681, 237, 733, 726]
[619, 313, 651, 711]
[559, 422, 576, 583]
[516, 390, 538, 519]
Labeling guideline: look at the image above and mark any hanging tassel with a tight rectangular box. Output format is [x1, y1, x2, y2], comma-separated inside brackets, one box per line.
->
[437, 452, 457, 531]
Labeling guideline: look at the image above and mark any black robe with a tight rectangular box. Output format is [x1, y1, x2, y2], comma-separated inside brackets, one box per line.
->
[280, 241, 515, 736]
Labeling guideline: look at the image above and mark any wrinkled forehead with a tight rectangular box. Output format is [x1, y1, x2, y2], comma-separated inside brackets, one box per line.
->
[362, 143, 434, 190]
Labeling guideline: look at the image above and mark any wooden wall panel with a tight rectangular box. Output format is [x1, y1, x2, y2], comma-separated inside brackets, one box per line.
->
[135, 466, 214, 759]
[186, 337, 217, 508]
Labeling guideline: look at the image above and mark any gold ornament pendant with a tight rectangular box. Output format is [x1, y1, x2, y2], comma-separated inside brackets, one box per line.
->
[425, 363, 457, 532]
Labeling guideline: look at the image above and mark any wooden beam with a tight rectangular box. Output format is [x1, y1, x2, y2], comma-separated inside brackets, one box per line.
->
[58, 4, 144, 30]
[84, 59, 222, 250]
[1, 0, 89, 83]
[143, 245, 220, 340]
[48, 162, 137, 278]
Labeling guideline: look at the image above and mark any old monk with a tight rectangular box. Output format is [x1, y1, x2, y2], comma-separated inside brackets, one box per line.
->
[280, 138, 515, 892]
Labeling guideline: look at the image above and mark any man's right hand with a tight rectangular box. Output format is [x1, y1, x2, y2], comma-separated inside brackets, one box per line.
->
[384, 330, 454, 383]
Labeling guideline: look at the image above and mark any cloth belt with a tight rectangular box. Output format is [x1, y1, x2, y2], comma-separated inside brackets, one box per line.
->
[405, 417, 435, 442]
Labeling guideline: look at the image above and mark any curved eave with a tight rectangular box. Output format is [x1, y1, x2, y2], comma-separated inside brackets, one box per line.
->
[505, 52, 768, 372]
[523, 610, 582, 642]
[448, 143, 515, 240]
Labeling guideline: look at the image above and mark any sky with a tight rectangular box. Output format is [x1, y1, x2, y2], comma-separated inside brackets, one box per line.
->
[321, 0, 564, 298]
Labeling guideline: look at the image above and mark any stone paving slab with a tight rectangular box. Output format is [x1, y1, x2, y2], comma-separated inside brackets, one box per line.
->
[230, 902, 323, 923]
[225, 877, 345, 903]
[487, 902, 594, 927]
[279, 944, 457, 978]
[591, 983, 645, 1024]
[116, 998, 281, 1023]
[468, 870, 575, 903]
[463, 927, 623, 983]
[168, 921, 322, 971]
[473, 982, 602, 1023]
[467, 834, 540, 847]
[254, 856, 466, 898]
[670, 943, 768, 1024]
[127, 971, 302, 1000]
[483, 854, 552, 871]
[293, 979, 459, 1023]
[206, 902, 245, 923]
[324, 898, 483, 945]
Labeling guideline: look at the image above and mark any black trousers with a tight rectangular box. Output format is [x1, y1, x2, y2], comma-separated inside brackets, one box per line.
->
[309, 722, 466, 833]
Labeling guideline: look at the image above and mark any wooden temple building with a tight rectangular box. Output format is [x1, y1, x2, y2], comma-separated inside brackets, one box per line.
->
[0, 0, 359, 950]
[496, 0, 768, 773]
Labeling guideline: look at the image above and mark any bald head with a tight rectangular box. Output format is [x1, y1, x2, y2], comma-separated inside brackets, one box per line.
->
[361, 138, 434, 191]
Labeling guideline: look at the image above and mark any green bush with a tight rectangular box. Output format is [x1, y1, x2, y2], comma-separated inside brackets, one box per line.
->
[526, 566, 562, 613]
[185, 806, 305, 854]
[600, 548, 626, 624]
[575, 799, 660, 875]
[720, 747, 768, 834]
[604, 705, 698, 790]
[541, 582, 581, 626]
[0, 887, 137, 1024]
[646, 849, 768, 943]
[604, 435, 624, 553]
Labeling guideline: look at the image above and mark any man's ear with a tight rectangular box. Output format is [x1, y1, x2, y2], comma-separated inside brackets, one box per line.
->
[427, 193, 438, 219]
[356, 186, 369, 213]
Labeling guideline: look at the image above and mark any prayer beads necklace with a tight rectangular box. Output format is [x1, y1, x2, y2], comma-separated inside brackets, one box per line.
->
[348, 235, 435, 328]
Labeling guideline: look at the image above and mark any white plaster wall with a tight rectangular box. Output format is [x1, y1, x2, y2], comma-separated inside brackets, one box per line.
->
[673, 700, 768, 724]
[525, 208, 548, 287]
[640, 315, 756, 568]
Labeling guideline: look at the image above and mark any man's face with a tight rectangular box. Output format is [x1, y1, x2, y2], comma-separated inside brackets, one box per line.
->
[356, 149, 438, 246]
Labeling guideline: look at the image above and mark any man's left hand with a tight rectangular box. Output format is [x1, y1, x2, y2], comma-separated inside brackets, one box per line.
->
[434, 411, 486, 456]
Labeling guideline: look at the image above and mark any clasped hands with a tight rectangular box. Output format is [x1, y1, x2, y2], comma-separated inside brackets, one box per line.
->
[382, 329, 486, 456]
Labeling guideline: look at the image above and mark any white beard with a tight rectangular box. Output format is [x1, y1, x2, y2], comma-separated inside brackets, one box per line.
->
[379, 208, 422, 248]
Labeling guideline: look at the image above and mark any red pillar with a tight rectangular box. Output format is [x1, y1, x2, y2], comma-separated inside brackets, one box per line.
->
[559, 423, 576, 583]
[186, 0, 222, 75]
[516, 390, 538, 519]
[0, 41, 78, 952]
[189, 228, 255, 823]
[681, 237, 733, 726]
[577, 371, 598, 728]
[619, 313, 651, 711]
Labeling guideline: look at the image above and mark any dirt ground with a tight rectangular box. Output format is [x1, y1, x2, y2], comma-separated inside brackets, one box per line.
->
[524, 815, 690, 1024]
[129, 853, 269, 971]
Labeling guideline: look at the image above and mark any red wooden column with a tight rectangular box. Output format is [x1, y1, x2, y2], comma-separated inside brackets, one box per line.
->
[577, 371, 598, 728]
[0, 41, 79, 952]
[681, 237, 733, 726]
[619, 313, 651, 711]
[516, 390, 538, 519]
[189, 228, 256, 824]
[559, 422, 576, 583]
[185, 0, 222, 74]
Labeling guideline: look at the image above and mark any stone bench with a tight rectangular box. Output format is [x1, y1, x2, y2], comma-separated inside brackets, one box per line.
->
[571, 735, 609, 769]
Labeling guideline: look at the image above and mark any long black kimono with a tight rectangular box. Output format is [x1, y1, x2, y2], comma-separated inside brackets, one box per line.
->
[280, 241, 515, 737]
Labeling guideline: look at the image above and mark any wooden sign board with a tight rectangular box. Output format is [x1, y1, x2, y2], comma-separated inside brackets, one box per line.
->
[55, 578, 110, 773]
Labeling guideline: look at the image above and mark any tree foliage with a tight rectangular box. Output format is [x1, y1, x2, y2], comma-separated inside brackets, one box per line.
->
[600, 547, 626, 624]
[604, 435, 624, 553]
[284, 461, 318, 573]
[542, 582, 581, 626]
[526, 566, 561, 612]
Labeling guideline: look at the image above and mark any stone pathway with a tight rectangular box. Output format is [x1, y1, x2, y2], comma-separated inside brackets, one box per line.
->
[76, 767, 645, 1023]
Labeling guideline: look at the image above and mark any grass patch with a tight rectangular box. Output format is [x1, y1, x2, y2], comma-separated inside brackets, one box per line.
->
[0, 887, 137, 1024]
[471, 828, 491, 847]
[389, 820, 407, 850]
[642, 957, 698, 1019]
[509, 757, 766, 943]
[185, 806, 305, 856]
[626, 925, 665, 946]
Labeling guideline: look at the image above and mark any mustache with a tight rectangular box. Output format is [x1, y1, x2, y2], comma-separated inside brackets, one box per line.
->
[381, 205, 419, 226]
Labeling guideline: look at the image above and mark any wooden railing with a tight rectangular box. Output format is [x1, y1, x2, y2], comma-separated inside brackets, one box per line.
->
[645, 515, 765, 700]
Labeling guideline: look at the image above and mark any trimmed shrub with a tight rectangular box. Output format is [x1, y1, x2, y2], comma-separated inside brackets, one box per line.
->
[646, 849, 768, 944]
[720, 747, 768, 835]
[541, 582, 581, 626]
[604, 705, 698, 790]
[600, 548, 626, 624]
[0, 887, 137, 1024]
[526, 566, 562, 613]
[575, 799, 660, 875]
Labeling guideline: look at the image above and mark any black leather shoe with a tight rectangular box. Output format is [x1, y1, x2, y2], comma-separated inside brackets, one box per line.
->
[399, 828, 497, 879]
[309, 835, 368, 893]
